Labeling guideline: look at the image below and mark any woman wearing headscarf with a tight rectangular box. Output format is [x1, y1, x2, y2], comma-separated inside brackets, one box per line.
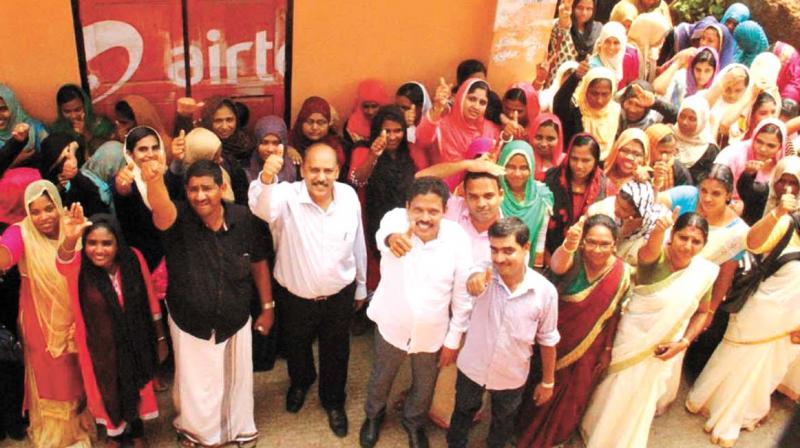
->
[416, 78, 499, 165]
[720, 3, 750, 35]
[588, 180, 670, 266]
[554, 66, 621, 161]
[673, 95, 720, 183]
[247, 115, 296, 184]
[655, 47, 719, 108]
[707, 63, 750, 139]
[527, 114, 564, 181]
[57, 210, 167, 447]
[733, 20, 769, 68]
[774, 41, 800, 104]
[545, 0, 602, 85]
[113, 95, 172, 152]
[0, 85, 48, 164]
[588, 21, 637, 89]
[499, 82, 541, 145]
[604, 128, 650, 196]
[539, 61, 580, 114]
[719, 53, 782, 144]
[609, 1, 638, 30]
[195, 96, 256, 167]
[518, 215, 630, 448]
[617, 80, 679, 133]
[687, 157, 800, 448]
[395, 82, 432, 168]
[544, 133, 608, 255]
[0, 180, 92, 447]
[689, 17, 734, 68]
[50, 84, 114, 162]
[497, 140, 554, 268]
[289, 96, 346, 169]
[38, 132, 108, 217]
[646, 123, 692, 191]
[716, 118, 787, 200]
[80, 140, 126, 214]
[344, 79, 391, 150]
[627, 12, 672, 82]
[582, 213, 718, 448]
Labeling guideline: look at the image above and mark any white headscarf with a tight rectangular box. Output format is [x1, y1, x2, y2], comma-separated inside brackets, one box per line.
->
[708, 63, 750, 138]
[572, 67, 621, 160]
[123, 126, 165, 210]
[594, 21, 628, 81]
[540, 61, 579, 113]
[627, 12, 672, 82]
[673, 95, 715, 167]
[764, 155, 800, 217]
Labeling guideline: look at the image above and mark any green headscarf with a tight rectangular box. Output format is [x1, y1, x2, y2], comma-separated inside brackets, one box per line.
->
[498, 140, 554, 266]
[50, 84, 114, 146]
[0, 84, 48, 151]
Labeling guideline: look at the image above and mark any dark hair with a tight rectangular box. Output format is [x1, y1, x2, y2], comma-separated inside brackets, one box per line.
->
[698, 163, 734, 193]
[234, 101, 250, 128]
[620, 80, 654, 104]
[617, 189, 641, 218]
[567, 134, 601, 182]
[406, 176, 450, 207]
[456, 59, 487, 88]
[657, 133, 676, 145]
[691, 48, 717, 71]
[502, 88, 527, 104]
[114, 100, 135, 123]
[756, 123, 784, 144]
[463, 170, 501, 190]
[751, 91, 778, 116]
[587, 78, 612, 91]
[184, 160, 223, 186]
[396, 83, 425, 110]
[672, 212, 709, 242]
[583, 214, 619, 242]
[781, 98, 799, 119]
[56, 85, 84, 107]
[369, 105, 407, 141]
[488, 216, 530, 246]
[485, 89, 503, 126]
[124, 126, 159, 152]
[467, 80, 490, 95]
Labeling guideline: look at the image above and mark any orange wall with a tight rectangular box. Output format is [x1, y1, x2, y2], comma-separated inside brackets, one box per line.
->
[0, 1, 497, 126]
[0, 1, 81, 124]
[290, 0, 497, 121]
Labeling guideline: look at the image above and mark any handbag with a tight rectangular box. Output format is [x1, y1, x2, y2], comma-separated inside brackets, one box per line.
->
[722, 212, 800, 313]
[0, 324, 22, 363]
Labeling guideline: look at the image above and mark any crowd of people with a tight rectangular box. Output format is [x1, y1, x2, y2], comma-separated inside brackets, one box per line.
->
[1, 1, 800, 447]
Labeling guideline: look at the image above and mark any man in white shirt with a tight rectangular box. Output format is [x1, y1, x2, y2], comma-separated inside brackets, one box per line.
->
[248, 143, 367, 438]
[447, 217, 559, 448]
[359, 177, 473, 448]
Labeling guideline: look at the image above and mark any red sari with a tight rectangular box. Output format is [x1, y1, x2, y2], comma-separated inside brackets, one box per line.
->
[517, 255, 630, 447]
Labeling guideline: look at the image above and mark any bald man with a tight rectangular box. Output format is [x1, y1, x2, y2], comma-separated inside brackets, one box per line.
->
[248, 143, 367, 437]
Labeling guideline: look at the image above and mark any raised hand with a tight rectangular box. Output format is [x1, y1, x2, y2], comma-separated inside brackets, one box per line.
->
[468, 157, 506, 177]
[171, 129, 186, 161]
[778, 186, 797, 215]
[117, 161, 136, 189]
[62, 203, 92, 243]
[653, 153, 670, 190]
[632, 83, 656, 108]
[575, 59, 590, 79]
[678, 47, 699, 68]
[404, 104, 416, 127]
[140, 150, 166, 184]
[371, 129, 387, 157]
[11, 123, 29, 142]
[654, 206, 680, 234]
[387, 220, 415, 258]
[433, 77, 452, 113]
[467, 266, 493, 296]
[176, 97, 205, 116]
[535, 61, 550, 87]
[563, 215, 586, 252]
[286, 146, 302, 166]
[744, 159, 765, 174]
[261, 143, 285, 184]
[72, 115, 85, 135]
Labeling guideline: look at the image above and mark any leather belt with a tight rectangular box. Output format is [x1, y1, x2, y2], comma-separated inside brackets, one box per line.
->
[310, 295, 329, 302]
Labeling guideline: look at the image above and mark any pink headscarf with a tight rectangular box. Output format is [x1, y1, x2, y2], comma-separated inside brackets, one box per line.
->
[686, 46, 720, 96]
[0, 168, 41, 225]
[346, 79, 391, 140]
[437, 78, 499, 162]
[445, 137, 495, 191]
[510, 82, 542, 134]
[774, 41, 800, 103]
[528, 113, 564, 181]
[716, 117, 787, 198]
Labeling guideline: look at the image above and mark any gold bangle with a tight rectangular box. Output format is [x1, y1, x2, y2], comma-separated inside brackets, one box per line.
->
[262, 301, 276, 310]
[540, 381, 555, 389]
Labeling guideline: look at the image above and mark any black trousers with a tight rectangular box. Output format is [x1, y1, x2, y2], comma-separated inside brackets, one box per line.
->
[447, 370, 524, 448]
[0, 265, 25, 434]
[274, 282, 355, 410]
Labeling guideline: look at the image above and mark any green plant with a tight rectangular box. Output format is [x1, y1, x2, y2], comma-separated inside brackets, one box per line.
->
[671, 0, 728, 23]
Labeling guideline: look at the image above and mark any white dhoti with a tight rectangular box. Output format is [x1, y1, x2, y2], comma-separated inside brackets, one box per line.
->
[169, 317, 258, 446]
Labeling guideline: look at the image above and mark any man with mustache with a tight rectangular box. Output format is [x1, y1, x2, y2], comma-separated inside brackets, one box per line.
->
[142, 157, 274, 447]
[360, 177, 473, 448]
[248, 143, 367, 438]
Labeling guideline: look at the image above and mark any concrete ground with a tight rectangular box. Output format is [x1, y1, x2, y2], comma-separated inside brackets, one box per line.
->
[1, 332, 795, 447]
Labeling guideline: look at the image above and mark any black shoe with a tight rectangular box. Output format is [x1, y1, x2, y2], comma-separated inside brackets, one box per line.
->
[359, 409, 385, 448]
[326, 407, 348, 438]
[401, 422, 429, 448]
[285, 387, 308, 413]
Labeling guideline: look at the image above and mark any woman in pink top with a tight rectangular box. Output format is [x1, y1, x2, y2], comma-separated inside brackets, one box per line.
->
[415, 77, 499, 165]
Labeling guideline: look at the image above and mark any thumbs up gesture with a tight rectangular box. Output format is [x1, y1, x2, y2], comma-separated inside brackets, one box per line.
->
[779, 186, 798, 215]
[140, 150, 166, 184]
[11, 123, 29, 143]
[176, 97, 205, 116]
[404, 104, 417, 127]
[631, 83, 655, 108]
[467, 266, 493, 296]
[655, 206, 681, 233]
[371, 129, 387, 157]
[116, 160, 136, 191]
[261, 143, 285, 184]
[171, 129, 186, 161]
[387, 220, 415, 258]
[653, 152, 670, 190]
[564, 215, 586, 252]
[433, 77, 452, 113]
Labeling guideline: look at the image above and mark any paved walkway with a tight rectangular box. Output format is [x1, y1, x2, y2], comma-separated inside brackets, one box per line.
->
[1, 332, 794, 447]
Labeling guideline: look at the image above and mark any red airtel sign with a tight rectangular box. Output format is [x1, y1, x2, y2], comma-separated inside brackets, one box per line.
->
[78, 0, 288, 131]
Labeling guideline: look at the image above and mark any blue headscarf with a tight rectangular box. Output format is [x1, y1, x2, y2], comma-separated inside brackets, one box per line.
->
[0, 84, 48, 151]
[733, 21, 769, 67]
[721, 3, 750, 28]
[690, 16, 734, 68]
[80, 140, 126, 212]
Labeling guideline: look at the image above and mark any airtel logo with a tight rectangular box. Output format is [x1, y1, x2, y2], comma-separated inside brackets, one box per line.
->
[83, 20, 284, 102]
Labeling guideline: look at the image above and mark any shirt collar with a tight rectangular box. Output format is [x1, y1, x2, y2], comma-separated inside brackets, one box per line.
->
[187, 202, 234, 233]
[496, 267, 537, 299]
[299, 181, 337, 212]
